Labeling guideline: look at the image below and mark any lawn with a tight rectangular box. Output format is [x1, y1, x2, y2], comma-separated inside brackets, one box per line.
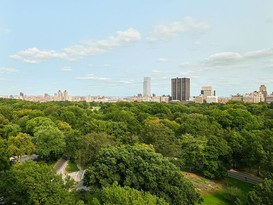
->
[66, 161, 79, 173]
[202, 191, 229, 205]
[182, 172, 254, 205]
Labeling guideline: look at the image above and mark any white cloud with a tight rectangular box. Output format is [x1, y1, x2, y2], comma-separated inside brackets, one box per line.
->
[0, 27, 11, 34]
[204, 48, 273, 67]
[61, 67, 72, 72]
[11, 28, 141, 64]
[148, 16, 209, 42]
[76, 74, 110, 81]
[0, 67, 18, 74]
[64, 28, 140, 58]
[115, 80, 134, 84]
[152, 69, 162, 73]
[206, 52, 242, 65]
[157, 58, 168, 63]
[103, 64, 111, 68]
[10, 48, 68, 64]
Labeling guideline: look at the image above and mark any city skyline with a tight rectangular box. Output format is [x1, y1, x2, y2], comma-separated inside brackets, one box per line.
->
[1, 1, 273, 97]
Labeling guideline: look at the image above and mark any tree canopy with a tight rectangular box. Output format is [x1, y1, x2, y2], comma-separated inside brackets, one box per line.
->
[0, 161, 75, 205]
[84, 145, 202, 205]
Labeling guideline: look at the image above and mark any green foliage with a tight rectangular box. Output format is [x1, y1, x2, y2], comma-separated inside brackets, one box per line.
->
[222, 186, 243, 203]
[33, 126, 66, 160]
[246, 179, 273, 205]
[84, 145, 202, 205]
[0, 137, 10, 171]
[0, 98, 272, 202]
[26, 116, 56, 135]
[140, 120, 176, 156]
[226, 108, 261, 130]
[179, 134, 230, 178]
[66, 161, 80, 173]
[64, 129, 82, 160]
[0, 161, 75, 205]
[104, 109, 140, 134]
[201, 177, 253, 205]
[176, 113, 223, 137]
[57, 120, 72, 133]
[1, 123, 21, 139]
[0, 113, 9, 125]
[76, 133, 117, 168]
[7, 133, 35, 157]
[96, 182, 169, 205]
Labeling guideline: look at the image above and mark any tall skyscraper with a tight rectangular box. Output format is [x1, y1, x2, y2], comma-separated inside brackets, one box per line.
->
[171, 77, 190, 101]
[143, 77, 151, 97]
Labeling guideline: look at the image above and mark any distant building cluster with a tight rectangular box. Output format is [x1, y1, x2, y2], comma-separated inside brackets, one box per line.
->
[193, 86, 218, 103]
[231, 85, 273, 103]
[1, 77, 273, 104]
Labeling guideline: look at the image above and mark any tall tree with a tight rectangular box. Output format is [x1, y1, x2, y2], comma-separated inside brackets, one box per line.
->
[84, 145, 202, 205]
[7, 133, 35, 157]
[97, 182, 169, 205]
[76, 132, 116, 168]
[246, 179, 273, 205]
[0, 161, 75, 205]
[33, 126, 66, 160]
[0, 137, 10, 171]
[26, 116, 56, 135]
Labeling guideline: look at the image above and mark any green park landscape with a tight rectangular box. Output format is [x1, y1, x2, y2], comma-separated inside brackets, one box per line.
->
[1, 98, 273, 204]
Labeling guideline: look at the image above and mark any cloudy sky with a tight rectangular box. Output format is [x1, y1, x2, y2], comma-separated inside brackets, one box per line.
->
[1, 0, 273, 97]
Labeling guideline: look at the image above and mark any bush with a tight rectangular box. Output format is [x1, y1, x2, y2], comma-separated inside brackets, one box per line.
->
[222, 186, 243, 202]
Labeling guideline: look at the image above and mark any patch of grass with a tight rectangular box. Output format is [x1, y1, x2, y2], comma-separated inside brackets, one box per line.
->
[202, 191, 230, 205]
[66, 161, 79, 173]
[182, 171, 254, 205]
[225, 177, 253, 194]
[201, 178, 254, 205]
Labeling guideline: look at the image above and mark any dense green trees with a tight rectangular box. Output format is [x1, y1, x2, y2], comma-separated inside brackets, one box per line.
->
[0, 161, 75, 205]
[95, 182, 169, 205]
[246, 179, 273, 205]
[0, 137, 10, 171]
[84, 145, 202, 205]
[76, 133, 117, 168]
[1, 98, 273, 204]
[7, 133, 35, 157]
[32, 126, 66, 160]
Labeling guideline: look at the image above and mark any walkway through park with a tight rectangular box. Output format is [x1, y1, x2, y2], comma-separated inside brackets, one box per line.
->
[227, 169, 263, 184]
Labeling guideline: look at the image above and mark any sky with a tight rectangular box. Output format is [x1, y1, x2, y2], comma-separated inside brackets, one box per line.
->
[1, 0, 273, 97]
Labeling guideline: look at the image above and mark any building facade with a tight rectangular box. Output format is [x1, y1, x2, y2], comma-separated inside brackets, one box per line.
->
[143, 77, 151, 97]
[171, 77, 190, 101]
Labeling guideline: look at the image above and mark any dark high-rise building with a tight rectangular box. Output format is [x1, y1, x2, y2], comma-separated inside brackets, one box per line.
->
[171, 77, 190, 101]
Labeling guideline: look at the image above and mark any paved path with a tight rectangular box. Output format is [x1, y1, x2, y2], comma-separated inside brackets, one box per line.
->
[54, 158, 89, 190]
[227, 169, 263, 185]
[54, 158, 68, 176]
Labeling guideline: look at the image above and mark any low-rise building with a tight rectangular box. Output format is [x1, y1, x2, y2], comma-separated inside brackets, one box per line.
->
[206, 96, 218, 103]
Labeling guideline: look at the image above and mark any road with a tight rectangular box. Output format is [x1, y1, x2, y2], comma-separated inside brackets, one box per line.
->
[54, 158, 68, 175]
[54, 158, 89, 190]
[227, 169, 263, 184]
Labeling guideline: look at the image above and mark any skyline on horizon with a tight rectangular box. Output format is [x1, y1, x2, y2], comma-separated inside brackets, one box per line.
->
[1, 1, 273, 97]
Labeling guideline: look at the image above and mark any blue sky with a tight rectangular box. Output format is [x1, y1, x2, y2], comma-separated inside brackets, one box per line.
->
[1, 0, 273, 97]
